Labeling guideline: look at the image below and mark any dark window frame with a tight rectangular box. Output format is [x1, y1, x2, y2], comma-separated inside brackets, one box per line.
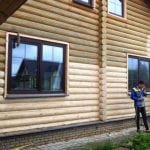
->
[108, 0, 124, 17]
[73, 0, 94, 8]
[128, 55, 150, 92]
[7, 35, 67, 95]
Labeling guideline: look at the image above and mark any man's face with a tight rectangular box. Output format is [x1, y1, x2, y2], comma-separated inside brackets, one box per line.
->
[138, 84, 145, 89]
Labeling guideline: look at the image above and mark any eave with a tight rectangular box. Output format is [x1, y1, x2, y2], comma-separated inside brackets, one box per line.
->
[0, 0, 27, 25]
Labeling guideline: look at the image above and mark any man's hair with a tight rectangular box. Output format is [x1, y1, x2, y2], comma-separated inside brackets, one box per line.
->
[138, 81, 145, 85]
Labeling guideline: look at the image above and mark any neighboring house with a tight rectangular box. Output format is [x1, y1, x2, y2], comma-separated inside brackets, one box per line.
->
[0, 0, 150, 148]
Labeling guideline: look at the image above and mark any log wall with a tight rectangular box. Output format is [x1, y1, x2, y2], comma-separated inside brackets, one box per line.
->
[104, 0, 150, 120]
[0, 0, 150, 136]
[0, 0, 102, 136]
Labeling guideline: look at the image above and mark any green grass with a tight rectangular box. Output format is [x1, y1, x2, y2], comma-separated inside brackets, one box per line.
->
[83, 132, 150, 150]
[84, 141, 117, 150]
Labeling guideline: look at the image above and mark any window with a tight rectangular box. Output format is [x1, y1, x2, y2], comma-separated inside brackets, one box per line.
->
[108, 0, 124, 17]
[128, 56, 150, 91]
[7, 35, 68, 95]
[73, 0, 94, 8]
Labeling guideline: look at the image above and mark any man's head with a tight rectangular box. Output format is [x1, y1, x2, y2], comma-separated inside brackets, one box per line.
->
[138, 81, 145, 89]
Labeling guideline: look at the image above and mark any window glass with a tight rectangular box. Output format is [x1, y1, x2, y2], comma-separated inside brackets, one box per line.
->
[128, 57, 138, 90]
[81, 0, 89, 2]
[139, 60, 150, 90]
[128, 56, 150, 91]
[8, 35, 67, 95]
[11, 43, 38, 90]
[42, 45, 64, 92]
[73, 0, 93, 7]
[108, 0, 124, 17]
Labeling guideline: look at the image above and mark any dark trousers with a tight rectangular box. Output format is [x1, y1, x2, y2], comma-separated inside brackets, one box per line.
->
[135, 106, 149, 130]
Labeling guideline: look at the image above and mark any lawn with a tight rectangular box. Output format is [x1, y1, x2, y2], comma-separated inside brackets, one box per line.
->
[84, 132, 150, 150]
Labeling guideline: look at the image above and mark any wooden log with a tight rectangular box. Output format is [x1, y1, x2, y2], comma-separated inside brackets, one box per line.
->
[106, 72, 127, 78]
[69, 75, 99, 82]
[107, 55, 127, 63]
[106, 114, 134, 120]
[0, 54, 5, 62]
[0, 38, 5, 46]
[0, 79, 4, 87]
[0, 100, 99, 112]
[70, 50, 99, 59]
[128, 0, 150, 10]
[107, 88, 127, 93]
[70, 44, 99, 54]
[107, 61, 127, 68]
[107, 18, 149, 35]
[107, 93, 128, 99]
[0, 71, 4, 78]
[19, 5, 99, 31]
[6, 17, 99, 46]
[25, 1, 99, 25]
[0, 46, 5, 54]
[70, 56, 99, 65]
[106, 98, 131, 104]
[38, 0, 100, 18]
[106, 83, 127, 88]
[69, 88, 99, 94]
[107, 45, 148, 56]
[106, 109, 135, 116]
[106, 66, 126, 72]
[0, 118, 99, 135]
[107, 104, 133, 110]
[10, 14, 99, 42]
[107, 39, 147, 52]
[0, 112, 99, 129]
[69, 62, 99, 70]
[107, 28, 147, 43]
[107, 77, 127, 83]
[69, 68, 98, 76]
[128, 4, 150, 17]
[107, 34, 148, 48]
[0, 106, 99, 120]
[70, 82, 99, 88]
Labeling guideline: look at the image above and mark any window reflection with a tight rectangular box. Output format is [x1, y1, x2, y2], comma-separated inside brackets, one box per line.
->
[128, 57, 150, 91]
[139, 60, 150, 90]
[81, 0, 89, 2]
[11, 43, 38, 90]
[42, 45, 64, 92]
[108, 0, 123, 17]
[8, 35, 66, 94]
[128, 57, 138, 90]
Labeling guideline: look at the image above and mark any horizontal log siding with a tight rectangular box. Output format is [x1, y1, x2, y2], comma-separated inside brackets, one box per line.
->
[0, 0, 101, 136]
[105, 0, 150, 120]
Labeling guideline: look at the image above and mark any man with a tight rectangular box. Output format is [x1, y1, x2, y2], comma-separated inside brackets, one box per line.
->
[131, 81, 149, 132]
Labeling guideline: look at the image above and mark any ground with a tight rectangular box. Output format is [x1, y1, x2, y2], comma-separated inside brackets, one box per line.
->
[28, 128, 136, 150]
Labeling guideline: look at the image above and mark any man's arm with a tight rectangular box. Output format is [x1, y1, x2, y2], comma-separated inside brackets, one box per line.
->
[143, 90, 147, 97]
[130, 89, 138, 101]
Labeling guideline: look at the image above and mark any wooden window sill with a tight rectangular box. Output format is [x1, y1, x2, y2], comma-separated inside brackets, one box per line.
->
[5, 93, 69, 100]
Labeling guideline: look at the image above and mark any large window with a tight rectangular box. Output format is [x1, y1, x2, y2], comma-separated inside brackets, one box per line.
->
[73, 0, 94, 8]
[7, 35, 68, 95]
[108, 0, 124, 17]
[128, 56, 150, 91]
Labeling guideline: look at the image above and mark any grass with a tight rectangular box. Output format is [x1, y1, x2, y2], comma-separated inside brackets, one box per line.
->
[84, 141, 117, 150]
[83, 132, 150, 150]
